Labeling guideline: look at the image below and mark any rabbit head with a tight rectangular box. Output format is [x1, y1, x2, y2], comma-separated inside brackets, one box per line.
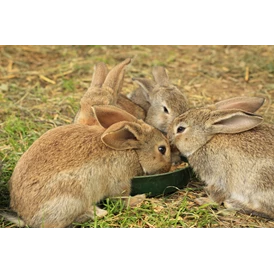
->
[168, 96, 265, 158]
[168, 96, 274, 219]
[74, 58, 131, 125]
[132, 66, 188, 133]
[9, 105, 171, 227]
[93, 105, 172, 175]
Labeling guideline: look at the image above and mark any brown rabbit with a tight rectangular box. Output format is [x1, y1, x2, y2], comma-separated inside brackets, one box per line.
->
[168, 96, 274, 219]
[7, 105, 171, 227]
[74, 58, 146, 124]
[129, 66, 188, 133]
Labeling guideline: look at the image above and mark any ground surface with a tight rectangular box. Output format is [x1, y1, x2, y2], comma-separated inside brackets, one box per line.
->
[0, 45, 274, 227]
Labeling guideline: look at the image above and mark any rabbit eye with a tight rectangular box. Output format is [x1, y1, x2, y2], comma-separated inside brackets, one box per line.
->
[163, 106, 169, 114]
[177, 126, 185, 133]
[158, 146, 166, 155]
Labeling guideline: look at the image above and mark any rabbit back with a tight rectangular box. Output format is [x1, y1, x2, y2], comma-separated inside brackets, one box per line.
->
[193, 124, 274, 218]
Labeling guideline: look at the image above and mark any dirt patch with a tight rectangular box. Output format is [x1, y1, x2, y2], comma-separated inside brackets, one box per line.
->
[1, 45, 274, 227]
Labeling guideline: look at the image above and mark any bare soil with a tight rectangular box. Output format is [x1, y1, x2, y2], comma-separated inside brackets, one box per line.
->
[1, 45, 274, 227]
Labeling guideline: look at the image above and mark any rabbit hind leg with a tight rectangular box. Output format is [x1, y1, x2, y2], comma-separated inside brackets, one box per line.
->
[31, 196, 86, 228]
[224, 198, 274, 220]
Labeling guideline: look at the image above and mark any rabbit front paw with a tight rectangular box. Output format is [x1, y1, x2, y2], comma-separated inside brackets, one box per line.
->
[124, 194, 146, 207]
[94, 207, 108, 218]
[194, 197, 218, 206]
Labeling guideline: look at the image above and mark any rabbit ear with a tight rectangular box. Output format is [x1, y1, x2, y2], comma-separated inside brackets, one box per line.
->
[132, 78, 155, 102]
[91, 62, 108, 87]
[208, 109, 263, 134]
[102, 58, 131, 93]
[152, 66, 170, 87]
[91, 105, 137, 129]
[214, 97, 265, 113]
[101, 122, 142, 150]
[116, 69, 125, 95]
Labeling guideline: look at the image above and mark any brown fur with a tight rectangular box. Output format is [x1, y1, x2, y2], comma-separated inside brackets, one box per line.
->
[129, 66, 188, 133]
[74, 58, 146, 123]
[129, 84, 152, 112]
[168, 97, 274, 219]
[9, 106, 171, 227]
[74, 58, 133, 125]
[117, 94, 146, 120]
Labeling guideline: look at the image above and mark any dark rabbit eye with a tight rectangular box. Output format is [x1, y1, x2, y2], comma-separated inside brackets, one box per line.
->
[177, 126, 185, 133]
[158, 146, 166, 155]
[163, 106, 169, 114]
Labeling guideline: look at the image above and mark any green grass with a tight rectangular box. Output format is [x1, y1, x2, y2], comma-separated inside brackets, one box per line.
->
[0, 45, 274, 228]
[243, 52, 274, 72]
[71, 193, 220, 228]
[62, 79, 75, 92]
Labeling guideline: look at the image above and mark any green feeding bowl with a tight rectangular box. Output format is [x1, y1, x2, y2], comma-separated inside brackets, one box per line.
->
[131, 165, 193, 197]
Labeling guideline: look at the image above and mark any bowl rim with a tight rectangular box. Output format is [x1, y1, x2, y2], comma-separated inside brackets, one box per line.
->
[132, 165, 190, 179]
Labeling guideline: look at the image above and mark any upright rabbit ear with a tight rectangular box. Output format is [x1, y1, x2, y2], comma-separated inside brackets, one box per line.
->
[101, 122, 142, 150]
[116, 69, 125, 95]
[208, 109, 263, 134]
[91, 62, 108, 87]
[214, 97, 265, 113]
[91, 105, 137, 129]
[132, 78, 155, 102]
[103, 58, 131, 94]
[152, 66, 170, 87]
